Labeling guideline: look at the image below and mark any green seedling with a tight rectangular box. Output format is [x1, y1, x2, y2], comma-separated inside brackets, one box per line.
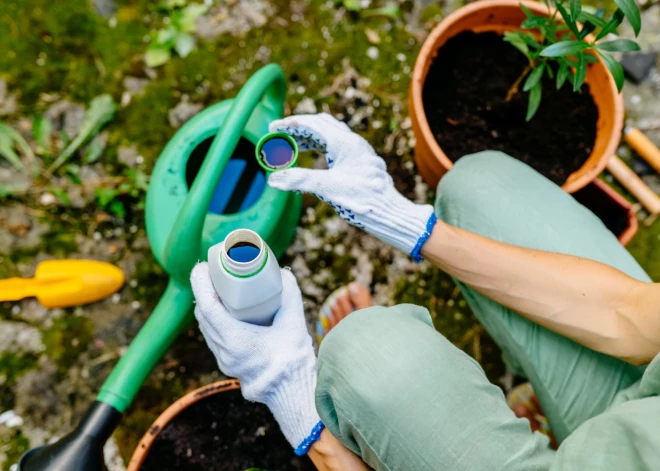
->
[0, 122, 33, 174]
[47, 94, 116, 175]
[145, 1, 209, 68]
[504, 0, 641, 121]
[336, 0, 401, 19]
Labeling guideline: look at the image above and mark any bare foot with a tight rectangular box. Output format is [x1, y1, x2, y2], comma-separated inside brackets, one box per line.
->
[316, 282, 373, 343]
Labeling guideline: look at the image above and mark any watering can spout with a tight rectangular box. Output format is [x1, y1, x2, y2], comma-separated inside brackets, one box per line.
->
[19, 402, 121, 471]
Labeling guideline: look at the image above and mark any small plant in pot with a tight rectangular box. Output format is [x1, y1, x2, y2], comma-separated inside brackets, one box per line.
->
[410, 0, 642, 192]
[128, 380, 315, 471]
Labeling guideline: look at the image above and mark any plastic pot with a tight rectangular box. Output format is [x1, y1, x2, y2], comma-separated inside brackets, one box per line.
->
[572, 179, 638, 245]
[409, 0, 624, 193]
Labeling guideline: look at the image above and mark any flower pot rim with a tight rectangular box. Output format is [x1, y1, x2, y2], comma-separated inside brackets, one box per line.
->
[127, 379, 241, 471]
[410, 0, 625, 193]
[589, 179, 638, 245]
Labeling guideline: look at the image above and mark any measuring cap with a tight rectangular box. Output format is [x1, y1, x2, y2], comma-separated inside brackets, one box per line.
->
[256, 132, 298, 172]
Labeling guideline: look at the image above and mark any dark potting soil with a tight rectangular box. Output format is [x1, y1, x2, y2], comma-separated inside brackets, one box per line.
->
[140, 389, 315, 471]
[423, 31, 599, 186]
[572, 183, 630, 237]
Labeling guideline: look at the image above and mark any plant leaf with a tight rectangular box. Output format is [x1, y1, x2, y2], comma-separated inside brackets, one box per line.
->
[84, 134, 105, 163]
[180, 3, 209, 32]
[596, 9, 625, 41]
[0, 123, 33, 173]
[145, 45, 172, 67]
[614, 0, 641, 36]
[96, 187, 120, 208]
[577, 11, 607, 28]
[343, 0, 362, 12]
[503, 31, 530, 58]
[540, 40, 588, 57]
[175, 32, 196, 58]
[597, 39, 641, 52]
[520, 4, 535, 18]
[523, 64, 545, 91]
[47, 94, 116, 174]
[526, 80, 542, 121]
[570, 0, 581, 22]
[556, 3, 579, 37]
[573, 53, 587, 91]
[556, 61, 569, 89]
[522, 16, 547, 29]
[362, 4, 400, 19]
[598, 50, 625, 91]
[32, 116, 52, 152]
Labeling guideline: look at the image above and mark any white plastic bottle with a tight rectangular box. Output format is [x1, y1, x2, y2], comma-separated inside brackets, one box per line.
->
[207, 229, 282, 325]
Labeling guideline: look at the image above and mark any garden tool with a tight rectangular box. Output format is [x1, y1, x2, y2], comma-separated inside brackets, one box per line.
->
[624, 126, 660, 175]
[0, 260, 124, 308]
[19, 63, 302, 471]
[606, 155, 660, 216]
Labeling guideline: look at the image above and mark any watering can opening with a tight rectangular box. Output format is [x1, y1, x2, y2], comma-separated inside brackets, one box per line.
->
[185, 136, 266, 216]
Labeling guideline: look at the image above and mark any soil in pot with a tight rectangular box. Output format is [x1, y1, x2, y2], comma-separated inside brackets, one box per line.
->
[140, 389, 315, 471]
[572, 183, 631, 238]
[423, 31, 599, 186]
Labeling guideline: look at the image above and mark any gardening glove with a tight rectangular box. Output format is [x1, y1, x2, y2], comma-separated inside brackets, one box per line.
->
[268, 113, 436, 262]
[190, 263, 324, 456]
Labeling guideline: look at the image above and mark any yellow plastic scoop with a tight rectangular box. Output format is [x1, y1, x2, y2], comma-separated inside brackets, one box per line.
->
[0, 260, 124, 308]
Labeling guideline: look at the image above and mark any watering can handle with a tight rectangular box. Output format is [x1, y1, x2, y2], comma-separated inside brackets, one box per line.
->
[162, 64, 286, 282]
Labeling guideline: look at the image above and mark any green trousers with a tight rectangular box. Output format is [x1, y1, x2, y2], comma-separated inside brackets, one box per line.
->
[315, 152, 660, 470]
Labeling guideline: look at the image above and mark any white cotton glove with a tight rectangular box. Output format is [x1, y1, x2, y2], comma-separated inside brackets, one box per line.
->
[268, 113, 436, 261]
[191, 263, 323, 456]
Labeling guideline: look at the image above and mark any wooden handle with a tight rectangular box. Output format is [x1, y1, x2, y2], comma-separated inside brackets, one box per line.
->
[625, 127, 660, 175]
[607, 155, 660, 215]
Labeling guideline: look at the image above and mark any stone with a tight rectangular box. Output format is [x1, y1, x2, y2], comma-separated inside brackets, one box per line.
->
[294, 97, 317, 114]
[0, 321, 45, 356]
[0, 79, 18, 116]
[195, 0, 274, 40]
[117, 145, 140, 168]
[167, 97, 203, 129]
[621, 52, 658, 83]
[43, 100, 86, 139]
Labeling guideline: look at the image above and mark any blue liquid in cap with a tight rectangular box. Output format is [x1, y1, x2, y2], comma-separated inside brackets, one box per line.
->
[260, 137, 295, 168]
[227, 242, 261, 263]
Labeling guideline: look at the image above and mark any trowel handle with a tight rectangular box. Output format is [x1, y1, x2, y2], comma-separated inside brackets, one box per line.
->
[162, 64, 286, 281]
[607, 155, 660, 215]
[625, 127, 660, 175]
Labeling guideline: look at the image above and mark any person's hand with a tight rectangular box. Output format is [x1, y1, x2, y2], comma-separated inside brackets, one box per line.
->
[268, 113, 436, 261]
[190, 264, 324, 456]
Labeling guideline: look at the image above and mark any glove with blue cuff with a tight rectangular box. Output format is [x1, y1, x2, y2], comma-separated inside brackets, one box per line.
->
[268, 113, 436, 262]
[191, 264, 324, 456]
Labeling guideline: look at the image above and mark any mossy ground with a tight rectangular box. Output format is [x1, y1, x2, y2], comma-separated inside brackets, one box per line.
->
[0, 0, 659, 467]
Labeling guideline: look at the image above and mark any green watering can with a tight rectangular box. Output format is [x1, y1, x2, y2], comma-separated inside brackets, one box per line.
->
[19, 64, 302, 471]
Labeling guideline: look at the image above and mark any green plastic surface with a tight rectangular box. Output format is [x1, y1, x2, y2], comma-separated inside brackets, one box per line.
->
[97, 64, 302, 412]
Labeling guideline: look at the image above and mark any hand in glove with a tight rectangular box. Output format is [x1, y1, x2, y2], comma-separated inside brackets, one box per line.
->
[267, 113, 436, 261]
[191, 264, 324, 456]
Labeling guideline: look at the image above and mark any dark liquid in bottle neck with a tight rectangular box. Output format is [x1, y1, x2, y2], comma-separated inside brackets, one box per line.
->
[227, 242, 261, 263]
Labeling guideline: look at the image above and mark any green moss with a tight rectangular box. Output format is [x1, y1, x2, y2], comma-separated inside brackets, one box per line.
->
[42, 231, 78, 257]
[133, 252, 168, 305]
[8, 246, 41, 265]
[2, 430, 30, 471]
[0, 352, 39, 410]
[41, 315, 93, 370]
[419, 4, 444, 24]
[626, 219, 660, 281]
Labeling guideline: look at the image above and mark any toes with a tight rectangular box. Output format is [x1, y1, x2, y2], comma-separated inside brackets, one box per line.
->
[349, 282, 373, 310]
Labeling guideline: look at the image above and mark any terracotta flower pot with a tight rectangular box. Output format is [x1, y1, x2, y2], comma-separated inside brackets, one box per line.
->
[410, 0, 624, 193]
[572, 179, 638, 245]
[127, 380, 241, 470]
